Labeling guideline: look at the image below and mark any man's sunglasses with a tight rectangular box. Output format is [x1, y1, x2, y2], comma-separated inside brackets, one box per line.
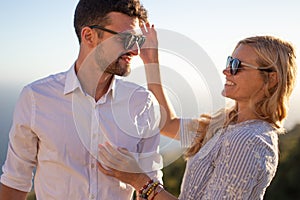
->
[89, 25, 146, 50]
[226, 56, 274, 75]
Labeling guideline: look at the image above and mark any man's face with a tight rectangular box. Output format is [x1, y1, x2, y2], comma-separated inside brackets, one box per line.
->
[95, 12, 143, 77]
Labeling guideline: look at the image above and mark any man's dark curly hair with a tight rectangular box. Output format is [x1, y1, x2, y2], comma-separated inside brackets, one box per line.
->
[74, 0, 148, 43]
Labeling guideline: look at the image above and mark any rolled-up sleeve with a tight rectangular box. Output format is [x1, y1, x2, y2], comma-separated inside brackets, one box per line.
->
[1, 86, 38, 192]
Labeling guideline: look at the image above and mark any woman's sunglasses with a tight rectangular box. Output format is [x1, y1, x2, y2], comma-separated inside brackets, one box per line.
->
[226, 56, 274, 75]
[89, 25, 146, 50]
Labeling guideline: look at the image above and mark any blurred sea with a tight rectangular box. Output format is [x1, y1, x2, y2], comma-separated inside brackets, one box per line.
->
[0, 84, 22, 174]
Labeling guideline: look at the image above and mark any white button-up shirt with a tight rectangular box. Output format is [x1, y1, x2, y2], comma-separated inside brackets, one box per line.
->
[1, 65, 163, 200]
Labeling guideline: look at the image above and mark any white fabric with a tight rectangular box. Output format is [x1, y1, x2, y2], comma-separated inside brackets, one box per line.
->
[1, 65, 163, 200]
[180, 118, 198, 148]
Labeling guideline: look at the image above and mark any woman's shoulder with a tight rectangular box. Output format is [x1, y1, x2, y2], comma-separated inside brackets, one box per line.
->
[225, 119, 278, 150]
[227, 119, 276, 135]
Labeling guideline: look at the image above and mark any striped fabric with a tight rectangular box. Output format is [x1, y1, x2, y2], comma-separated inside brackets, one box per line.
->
[179, 119, 279, 200]
[180, 118, 198, 148]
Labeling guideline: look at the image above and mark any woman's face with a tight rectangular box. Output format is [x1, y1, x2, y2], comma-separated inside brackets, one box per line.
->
[222, 44, 266, 105]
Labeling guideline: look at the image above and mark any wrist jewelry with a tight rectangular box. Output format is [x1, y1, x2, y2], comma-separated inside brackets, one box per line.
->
[138, 179, 164, 200]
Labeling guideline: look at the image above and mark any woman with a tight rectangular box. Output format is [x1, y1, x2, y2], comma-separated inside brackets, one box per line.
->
[98, 24, 298, 199]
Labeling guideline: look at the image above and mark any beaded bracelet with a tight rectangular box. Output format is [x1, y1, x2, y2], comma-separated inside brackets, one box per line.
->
[150, 184, 165, 200]
[138, 179, 163, 199]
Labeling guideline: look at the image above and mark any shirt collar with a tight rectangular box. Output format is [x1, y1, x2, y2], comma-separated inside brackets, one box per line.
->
[99, 76, 116, 102]
[64, 64, 117, 100]
[64, 64, 82, 95]
[109, 76, 116, 99]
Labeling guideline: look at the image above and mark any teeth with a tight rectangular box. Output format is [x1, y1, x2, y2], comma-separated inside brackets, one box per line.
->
[226, 80, 235, 86]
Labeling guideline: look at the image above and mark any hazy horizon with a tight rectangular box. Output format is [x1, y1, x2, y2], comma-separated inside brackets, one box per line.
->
[1, 76, 300, 173]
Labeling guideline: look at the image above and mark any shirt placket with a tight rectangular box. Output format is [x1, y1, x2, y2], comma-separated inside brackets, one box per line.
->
[89, 106, 99, 200]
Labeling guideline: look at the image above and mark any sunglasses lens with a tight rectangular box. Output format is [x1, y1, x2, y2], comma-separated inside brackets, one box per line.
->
[124, 35, 135, 50]
[137, 36, 146, 48]
[226, 56, 231, 69]
[226, 57, 240, 75]
[231, 59, 240, 75]
[226, 56, 235, 75]
[124, 34, 146, 50]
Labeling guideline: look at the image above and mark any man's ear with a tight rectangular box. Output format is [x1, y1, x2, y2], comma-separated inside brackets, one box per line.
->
[81, 27, 98, 47]
[268, 72, 278, 88]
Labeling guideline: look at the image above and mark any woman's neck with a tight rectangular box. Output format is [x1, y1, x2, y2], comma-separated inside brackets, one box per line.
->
[235, 103, 259, 123]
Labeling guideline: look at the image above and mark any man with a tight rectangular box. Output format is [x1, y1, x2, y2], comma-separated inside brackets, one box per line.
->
[0, 0, 162, 199]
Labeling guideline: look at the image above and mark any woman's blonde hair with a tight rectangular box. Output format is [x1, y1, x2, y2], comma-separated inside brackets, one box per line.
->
[185, 35, 297, 158]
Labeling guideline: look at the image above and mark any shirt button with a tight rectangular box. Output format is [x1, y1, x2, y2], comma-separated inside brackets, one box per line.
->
[90, 194, 95, 199]
[91, 163, 95, 168]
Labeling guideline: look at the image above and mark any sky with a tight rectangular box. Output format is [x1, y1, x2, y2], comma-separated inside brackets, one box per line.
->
[0, 0, 299, 131]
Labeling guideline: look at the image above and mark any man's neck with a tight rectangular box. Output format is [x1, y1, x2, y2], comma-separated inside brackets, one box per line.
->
[74, 59, 114, 102]
[95, 74, 114, 102]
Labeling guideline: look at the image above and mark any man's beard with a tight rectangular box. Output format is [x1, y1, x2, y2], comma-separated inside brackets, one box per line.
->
[104, 57, 131, 77]
[95, 46, 131, 77]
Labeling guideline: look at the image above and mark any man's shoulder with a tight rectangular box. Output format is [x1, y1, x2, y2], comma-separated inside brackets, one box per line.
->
[27, 70, 68, 89]
[20, 70, 70, 98]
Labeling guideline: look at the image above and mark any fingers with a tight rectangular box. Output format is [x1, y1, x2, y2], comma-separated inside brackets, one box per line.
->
[139, 22, 158, 63]
[140, 22, 156, 37]
[141, 22, 150, 35]
[98, 144, 116, 168]
[98, 143, 124, 169]
[103, 142, 120, 158]
[97, 162, 114, 176]
[103, 142, 131, 161]
[98, 142, 133, 169]
[117, 147, 135, 158]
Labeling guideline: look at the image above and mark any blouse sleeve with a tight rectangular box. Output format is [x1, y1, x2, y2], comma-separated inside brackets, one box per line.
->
[180, 118, 198, 148]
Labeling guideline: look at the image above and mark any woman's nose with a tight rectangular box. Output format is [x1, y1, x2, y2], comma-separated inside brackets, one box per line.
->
[223, 67, 231, 76]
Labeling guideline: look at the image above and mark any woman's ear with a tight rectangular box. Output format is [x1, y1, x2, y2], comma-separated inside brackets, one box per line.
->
[268, 72, 278, 89]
